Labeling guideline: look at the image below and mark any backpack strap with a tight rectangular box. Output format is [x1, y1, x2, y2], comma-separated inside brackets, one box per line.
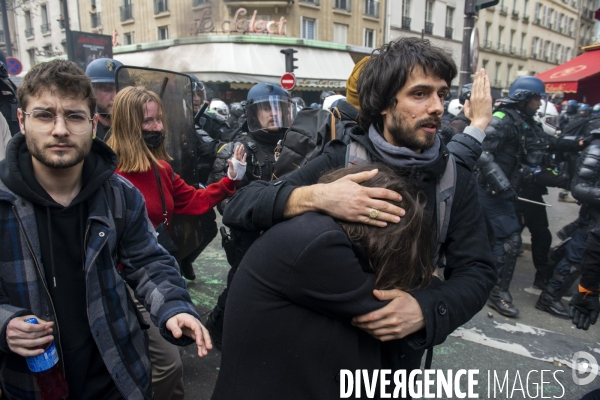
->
[434, 154, 457, 265]
[345, 141, 372, 166]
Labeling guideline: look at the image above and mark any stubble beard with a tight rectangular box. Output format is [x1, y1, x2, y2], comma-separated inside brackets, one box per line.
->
[25, 128, 92, 169]
[388, 112, 439, 151]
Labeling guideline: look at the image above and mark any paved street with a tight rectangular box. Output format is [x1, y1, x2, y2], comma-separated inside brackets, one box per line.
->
[180, 187, 599, 399]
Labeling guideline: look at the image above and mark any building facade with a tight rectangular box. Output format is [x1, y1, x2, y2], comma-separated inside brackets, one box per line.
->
[476, 0, 593, 92]
[388, 0, 465, 87]
[78, 0, 384, 50]
[13, 0, 80, 71]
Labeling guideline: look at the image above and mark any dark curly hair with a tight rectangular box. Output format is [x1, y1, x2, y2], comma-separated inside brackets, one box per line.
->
[318, 164, 434, 291]
[357, 37, 457, 132]
[17, 60, 96, 116]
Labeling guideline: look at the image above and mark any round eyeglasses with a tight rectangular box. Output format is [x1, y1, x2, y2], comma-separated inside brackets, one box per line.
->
[22, 110, 94, 135]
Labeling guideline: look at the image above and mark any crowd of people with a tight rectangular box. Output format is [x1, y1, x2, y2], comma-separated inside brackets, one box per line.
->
[0, 36, 597, 400]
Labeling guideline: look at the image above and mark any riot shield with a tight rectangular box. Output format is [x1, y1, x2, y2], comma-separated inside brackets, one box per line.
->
[115, 66, 202, 260]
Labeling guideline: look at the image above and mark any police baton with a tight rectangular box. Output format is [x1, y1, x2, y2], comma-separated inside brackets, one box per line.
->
[518, 197, 552, 207]
[194, 101, 210, 127]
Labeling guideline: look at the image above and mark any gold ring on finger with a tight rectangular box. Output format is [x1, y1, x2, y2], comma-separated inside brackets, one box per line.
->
[369, 208, 379, 219]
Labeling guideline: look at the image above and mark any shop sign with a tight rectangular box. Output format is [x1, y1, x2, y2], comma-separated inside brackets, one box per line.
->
[190, 8, 286, 35]
[296, 79, 345, 89]
[545, 82, 578, 93]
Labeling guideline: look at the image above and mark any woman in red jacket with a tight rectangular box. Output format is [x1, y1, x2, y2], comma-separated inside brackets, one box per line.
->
[107, 85, 246, 400]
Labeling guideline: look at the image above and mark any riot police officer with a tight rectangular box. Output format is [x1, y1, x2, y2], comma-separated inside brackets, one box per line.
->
[85, 58, 123, 141]
[0, 50, 19, 136]
[537, 129, 600, 318]
[559, 99, 578, 130]
[448, 84, 473, 135]
[204, 82, 296, 347]
[477, 76, 549, 317]
[227, 102, 245, 130]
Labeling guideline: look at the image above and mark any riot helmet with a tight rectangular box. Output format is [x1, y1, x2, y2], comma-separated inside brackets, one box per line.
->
[0, 50, 8, 78]
[566, 100, 579, 115]
[291, 97, 306, 112]
[187, 74, 206, 112]
[448, 99, 463, 117]
[322, 95, 345, 110]
[534, 99, 559, 135]
[230, 102, 244, 119]
[320, 90, 336, 104]
[86, 58, 123, 117]
[459, 84, 472, 105]
[85, 58, 123, 84]
[246, 82, 296, 133]
[578, 103, 591, 116]
[507, 76, 546, 116]
[209, 99, 229, 119]
[592, 103, 600, 115]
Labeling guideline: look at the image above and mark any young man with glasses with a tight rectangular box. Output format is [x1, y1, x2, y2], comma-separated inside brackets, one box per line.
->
[0, 60, 210, 399]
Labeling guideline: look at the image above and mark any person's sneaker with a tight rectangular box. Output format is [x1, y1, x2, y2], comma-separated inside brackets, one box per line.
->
[558, 192, 577, 203]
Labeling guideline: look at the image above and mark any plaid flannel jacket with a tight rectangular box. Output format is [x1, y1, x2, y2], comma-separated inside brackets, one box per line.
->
[0, 173, 199, 400]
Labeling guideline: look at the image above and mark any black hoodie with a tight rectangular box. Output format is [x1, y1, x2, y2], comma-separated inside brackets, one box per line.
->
[0, 133, 123, 399]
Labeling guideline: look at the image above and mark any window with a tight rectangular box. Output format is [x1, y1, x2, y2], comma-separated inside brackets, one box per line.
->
[27, 48, 35, 67]
[364, 28, 375, 47]
[482, 59, 488, 71]
[520, 33, 526, 54]
[425, 1, 433, 23]
[546, 8, 552, 28]
[534, 2, 540, 22]
[531, 36, 538, 57]
[333, 23, 348, 44]
[523, 0, 528, 16]
[41, 4, 51, 34]
[155, 0, 168, 14]
[402, 0, 411, 18]
[124, 32, 134, 45]
[509, 30, 515, 53]
[157, 25, 169, 40]
[364, 0, 379, 17]
[543, 40, 549, 60]
[445, 6, 454, 29]
[497, 26, 504, 51]
[121, 1, 133, 21]
[494, 62, 501, 86]
[506, 64, 512, 86]
[334, 0, 351, 11]
[541, 5, 546, 25]
[550, 42, 555, 61]
[301, 17, 316, 40]
[24, 11, 33, 38]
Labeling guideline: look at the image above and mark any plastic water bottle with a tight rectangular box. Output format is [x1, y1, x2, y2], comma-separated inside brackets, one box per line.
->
[24, 318, 69, 400]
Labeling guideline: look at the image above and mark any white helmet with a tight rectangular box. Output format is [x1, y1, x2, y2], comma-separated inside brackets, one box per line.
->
[534, 99, 559, 135]
[209, 100, 229, 119]
[322, 95, 346, 110]
[447, 99, 463, 117]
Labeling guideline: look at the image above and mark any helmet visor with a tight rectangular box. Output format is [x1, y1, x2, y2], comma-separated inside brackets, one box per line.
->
[246, 96, 296, 132]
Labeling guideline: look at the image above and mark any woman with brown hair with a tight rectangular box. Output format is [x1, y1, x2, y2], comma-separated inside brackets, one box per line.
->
[211, 164, 433, 400]
[107, 86, 245, 400]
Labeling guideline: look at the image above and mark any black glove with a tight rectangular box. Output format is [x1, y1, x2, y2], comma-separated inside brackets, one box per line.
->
[569, 291, 600, 330]
[499, 187, 518, 203]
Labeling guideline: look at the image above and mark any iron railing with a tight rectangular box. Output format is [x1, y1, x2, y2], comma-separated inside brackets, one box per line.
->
[41, 23, 51, 34]
[445, 26, 453, 39]
[91, 12, 102, 28]
[401, 16, 411, 30]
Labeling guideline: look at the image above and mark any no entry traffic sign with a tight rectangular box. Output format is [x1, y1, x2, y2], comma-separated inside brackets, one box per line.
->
[6, 58, 22, 76]
[280, 72, 296, 91]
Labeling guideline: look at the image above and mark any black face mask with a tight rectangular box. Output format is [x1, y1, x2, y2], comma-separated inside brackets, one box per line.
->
[142, 130, 166, 149]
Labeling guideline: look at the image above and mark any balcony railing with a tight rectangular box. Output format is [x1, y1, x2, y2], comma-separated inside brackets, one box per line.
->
[519, 49, 527, 57]
[511, 10, 519, 19]
[424, 21, 433, 35]
[499, 5, 507, 14]
[445, 26, 453, 39]
[533, 17, 540, 25]
[364, 0, 379, 17]
[192, 0, 209, 5]
[334, 0, 351, 11]
[25, 27, 34, 38]
[300, 0, 320, 5]
[120, 4, 133, 21]
[497, 43, 505, 52]
[522, 14, 529, 22]
[155, 0, 168, 14]
[483, 40, 493, 49]
[401, 16, 411, 30]
[531, 52, 537, 59]
[509, 46, 516, 54]
[91, 12, 102, 28]
[41, 23, 50, 34]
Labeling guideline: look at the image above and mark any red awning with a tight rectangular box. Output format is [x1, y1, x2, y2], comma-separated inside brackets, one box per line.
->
[536, 49, 600, 93]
